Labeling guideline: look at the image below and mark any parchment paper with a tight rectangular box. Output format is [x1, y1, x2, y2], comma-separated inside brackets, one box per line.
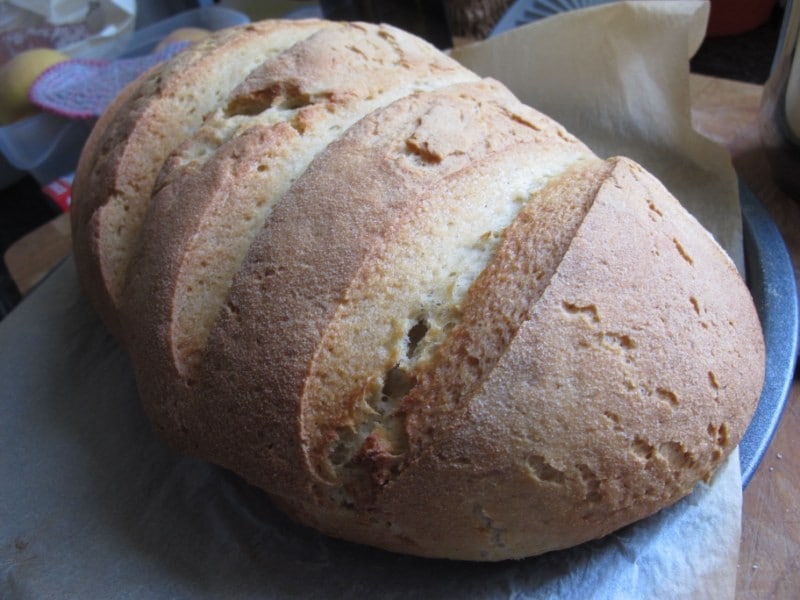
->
[452, 0, 742, 271]
[1, 2, 746, 598]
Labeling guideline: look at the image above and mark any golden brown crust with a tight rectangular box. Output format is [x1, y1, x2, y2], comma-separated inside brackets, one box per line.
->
[371, 157, 763, 559]
[71, 19, 332, 338]
[71, 19, 765, 561]
[185, 78, 592, 499]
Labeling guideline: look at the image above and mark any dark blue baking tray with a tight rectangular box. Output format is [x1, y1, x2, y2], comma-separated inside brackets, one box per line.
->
[738, 181, 798, 485]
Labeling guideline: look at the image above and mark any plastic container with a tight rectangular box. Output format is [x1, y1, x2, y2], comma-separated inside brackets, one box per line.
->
[0, 5, 249, 186]
[121, 5, 249, 57]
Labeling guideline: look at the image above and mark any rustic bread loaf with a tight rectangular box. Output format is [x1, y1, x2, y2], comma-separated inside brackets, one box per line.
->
[71, 20, 765, 561]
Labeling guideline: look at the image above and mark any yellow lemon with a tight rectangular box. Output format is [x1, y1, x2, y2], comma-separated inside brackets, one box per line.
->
[0, 48, 70, 125]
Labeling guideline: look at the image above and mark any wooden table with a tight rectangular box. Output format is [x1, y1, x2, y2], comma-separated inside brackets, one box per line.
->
[4, 74, 799, 597]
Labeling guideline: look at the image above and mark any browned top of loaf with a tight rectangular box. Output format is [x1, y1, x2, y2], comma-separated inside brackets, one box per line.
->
[120, 22, 481, 442]
[124, 21, 479, 369]
[299, 143, 600, 488]
[368, 157, 763, 559]
[71, 19, 331, 338]
[278, 157, 764, 560]
[182, 77, 593, 500]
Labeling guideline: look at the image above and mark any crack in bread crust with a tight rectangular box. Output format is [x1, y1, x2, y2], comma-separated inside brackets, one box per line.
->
[188, 78, 592, 501]
[368, 157, 764, 559]
[303, 155, 602, 497]
[135, 23, 478, 380]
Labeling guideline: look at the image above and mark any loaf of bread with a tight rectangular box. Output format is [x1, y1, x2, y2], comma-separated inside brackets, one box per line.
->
[71, 20, 765, 561]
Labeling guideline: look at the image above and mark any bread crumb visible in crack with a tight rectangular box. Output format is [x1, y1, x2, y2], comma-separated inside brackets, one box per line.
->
[577, 463, 603, 504]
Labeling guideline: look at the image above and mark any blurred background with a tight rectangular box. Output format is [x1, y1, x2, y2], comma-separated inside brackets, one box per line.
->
[0, 0, 788, 319]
